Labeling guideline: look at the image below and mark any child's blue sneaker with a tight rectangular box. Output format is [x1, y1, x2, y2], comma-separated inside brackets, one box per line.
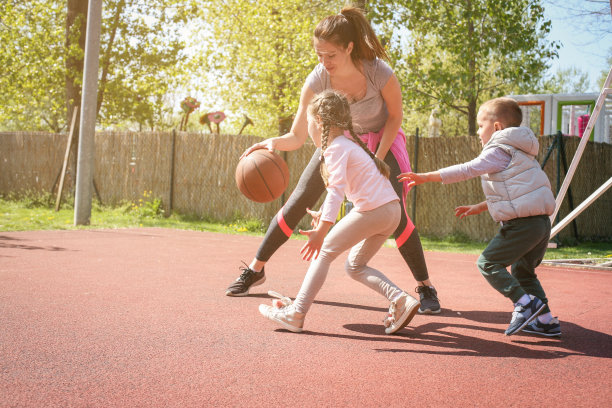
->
[522, 317, 562, 337]
[505, 295, 546, 336]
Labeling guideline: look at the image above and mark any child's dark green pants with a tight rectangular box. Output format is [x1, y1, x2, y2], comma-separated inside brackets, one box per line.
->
[476, 214, 551, 314]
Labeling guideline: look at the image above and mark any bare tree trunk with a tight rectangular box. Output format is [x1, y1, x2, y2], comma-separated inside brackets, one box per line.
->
[467, 95, 477, 136]
[97, 0, 125, 116]
[65, 0, 88, 191]
[466, 0, 477, 136]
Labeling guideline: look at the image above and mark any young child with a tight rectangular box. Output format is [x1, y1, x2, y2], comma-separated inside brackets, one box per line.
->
[398, 97, 561, 337]
[259, 89, 420, 334]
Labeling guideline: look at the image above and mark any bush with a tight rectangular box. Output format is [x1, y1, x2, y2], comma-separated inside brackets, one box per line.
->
[126, 190, 165, 219]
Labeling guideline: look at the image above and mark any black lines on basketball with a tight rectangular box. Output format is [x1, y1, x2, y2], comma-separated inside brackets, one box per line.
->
[235, 150, 290, 203]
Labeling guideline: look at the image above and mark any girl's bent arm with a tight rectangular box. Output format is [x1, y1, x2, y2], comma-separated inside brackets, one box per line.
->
[376, 74, 403, 160]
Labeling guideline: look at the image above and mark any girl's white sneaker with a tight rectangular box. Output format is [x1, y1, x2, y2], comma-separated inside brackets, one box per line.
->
[259, 303, 304, 333]
[384, 292, 420, 334]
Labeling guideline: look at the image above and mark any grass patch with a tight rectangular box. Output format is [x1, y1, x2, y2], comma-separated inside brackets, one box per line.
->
[1, 194, 610, 260]
[0, 193, 266, 236]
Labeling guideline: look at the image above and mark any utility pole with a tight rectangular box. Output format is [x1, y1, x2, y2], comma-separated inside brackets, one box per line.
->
[74, 0, 103, 225]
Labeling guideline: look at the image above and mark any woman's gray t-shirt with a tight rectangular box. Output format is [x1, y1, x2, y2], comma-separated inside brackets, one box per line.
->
[305, 58, 393, 134]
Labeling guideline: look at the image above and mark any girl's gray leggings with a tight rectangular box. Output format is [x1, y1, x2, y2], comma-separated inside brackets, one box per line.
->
[293, 200, 403, 314]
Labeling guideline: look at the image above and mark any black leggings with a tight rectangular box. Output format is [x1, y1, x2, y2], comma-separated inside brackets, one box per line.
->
[256, 148, 430, 282]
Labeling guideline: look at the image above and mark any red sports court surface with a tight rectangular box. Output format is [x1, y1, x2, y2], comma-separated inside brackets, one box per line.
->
[1, 228, 611, 407]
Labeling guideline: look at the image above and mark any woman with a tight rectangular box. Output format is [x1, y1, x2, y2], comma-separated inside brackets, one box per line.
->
[226, 6, 441, 314]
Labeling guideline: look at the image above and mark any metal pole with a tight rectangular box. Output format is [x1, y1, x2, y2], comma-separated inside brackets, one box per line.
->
[550, 177, 612, 239]
[540, 133, 557, 169]
[557, 134, 579, 238]
[550, 67, 612, 223]
[74, 0, 103, 225]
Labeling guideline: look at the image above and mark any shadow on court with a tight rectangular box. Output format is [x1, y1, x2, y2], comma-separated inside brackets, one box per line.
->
[1, 228, 610, 406]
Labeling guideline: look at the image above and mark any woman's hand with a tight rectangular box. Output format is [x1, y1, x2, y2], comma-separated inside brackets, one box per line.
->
[240, 138, 277, 159]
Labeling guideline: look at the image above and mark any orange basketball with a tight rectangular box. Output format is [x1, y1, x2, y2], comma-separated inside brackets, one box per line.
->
[235, 150, 290, 203]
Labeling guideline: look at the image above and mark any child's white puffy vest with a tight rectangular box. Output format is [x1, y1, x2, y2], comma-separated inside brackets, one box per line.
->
[480, 127, 556, 222]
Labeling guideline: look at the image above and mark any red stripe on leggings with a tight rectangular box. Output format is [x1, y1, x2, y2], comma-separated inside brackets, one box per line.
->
[277, 210, 293, 237]
[395, 193, 415, 248]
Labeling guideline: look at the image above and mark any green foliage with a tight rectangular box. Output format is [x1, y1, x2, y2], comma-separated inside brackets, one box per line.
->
[370, 0, 560, 135]
[191, 0, 344, 137]
[228, 218, 266, 233]
[1, 196, 609, 259]
[126, 190, 165, 219]
[0, 0, 574, 137]
[0, 0, 199, 132]
[0, 1, 66, 131]
[1, 191, 55, 209]
[597, 47, 612, 89]
[537, 67, 592, 94]
[96, 0, 199, 130]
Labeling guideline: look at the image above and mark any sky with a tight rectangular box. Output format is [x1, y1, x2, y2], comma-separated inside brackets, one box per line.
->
[543, 0, 611, 91]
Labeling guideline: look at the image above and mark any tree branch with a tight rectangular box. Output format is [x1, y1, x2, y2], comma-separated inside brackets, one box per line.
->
[96, 0, 126, 116]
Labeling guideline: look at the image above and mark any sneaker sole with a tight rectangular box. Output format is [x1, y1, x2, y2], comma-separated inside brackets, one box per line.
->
[506, 302, 546, 336]
[418, 307, 441, 315]
[522, 328, 561, 337]
[385, 298, 420, 335]
[225, 275, 266, 297]
[258, 304, 303, 333]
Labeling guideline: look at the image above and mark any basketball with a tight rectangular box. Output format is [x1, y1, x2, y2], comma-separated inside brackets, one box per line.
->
[235, 149, 290, 203]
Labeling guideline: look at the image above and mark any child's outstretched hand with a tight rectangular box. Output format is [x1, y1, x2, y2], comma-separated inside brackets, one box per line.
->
[397, 171, 441, 188]
[455, 201, 487, 219]
[298, 217, 332, 261]
[298, 228, 326, 261]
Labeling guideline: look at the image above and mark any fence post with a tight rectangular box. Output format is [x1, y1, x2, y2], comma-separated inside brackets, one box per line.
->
[168, 129, 176, 215]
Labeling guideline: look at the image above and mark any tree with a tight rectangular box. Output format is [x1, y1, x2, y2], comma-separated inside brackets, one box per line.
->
[370, 0, 560, 135]
[538, 67, 592, 94]
[597, 47, 612, 89]
[192, 0, 345, 137]
[66, 0, 88, 137]
[1, 0, 197, 134]
[0, 1, 66, 132]
[95, 0, 197, 130]
[545, 0, 612, 38]
[2, 0, 199, 190]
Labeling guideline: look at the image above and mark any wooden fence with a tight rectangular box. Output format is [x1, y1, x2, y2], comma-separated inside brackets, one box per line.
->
[1, 131, 610, 241]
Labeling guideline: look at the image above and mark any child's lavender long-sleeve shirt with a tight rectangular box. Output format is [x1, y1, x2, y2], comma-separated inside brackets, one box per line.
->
[439, 147, 512, 184]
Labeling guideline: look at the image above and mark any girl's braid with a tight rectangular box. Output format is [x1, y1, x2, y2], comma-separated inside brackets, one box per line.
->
[312, 89, 390, 183]
[319, 122, 331, 184]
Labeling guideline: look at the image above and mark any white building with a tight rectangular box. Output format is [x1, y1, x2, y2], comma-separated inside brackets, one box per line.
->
[508, 93, 611, 144]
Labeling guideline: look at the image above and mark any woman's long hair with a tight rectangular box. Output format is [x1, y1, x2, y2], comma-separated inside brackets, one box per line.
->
[313, 6, 388, 67]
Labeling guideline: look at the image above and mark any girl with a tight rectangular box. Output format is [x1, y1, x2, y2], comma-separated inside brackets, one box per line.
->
[259, 90, 420, 334]
[226, 6, 440, 315]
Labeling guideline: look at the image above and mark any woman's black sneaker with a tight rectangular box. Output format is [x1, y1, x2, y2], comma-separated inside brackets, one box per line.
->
[416, 285, 441, 314]
[225, 263, 266, 296]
